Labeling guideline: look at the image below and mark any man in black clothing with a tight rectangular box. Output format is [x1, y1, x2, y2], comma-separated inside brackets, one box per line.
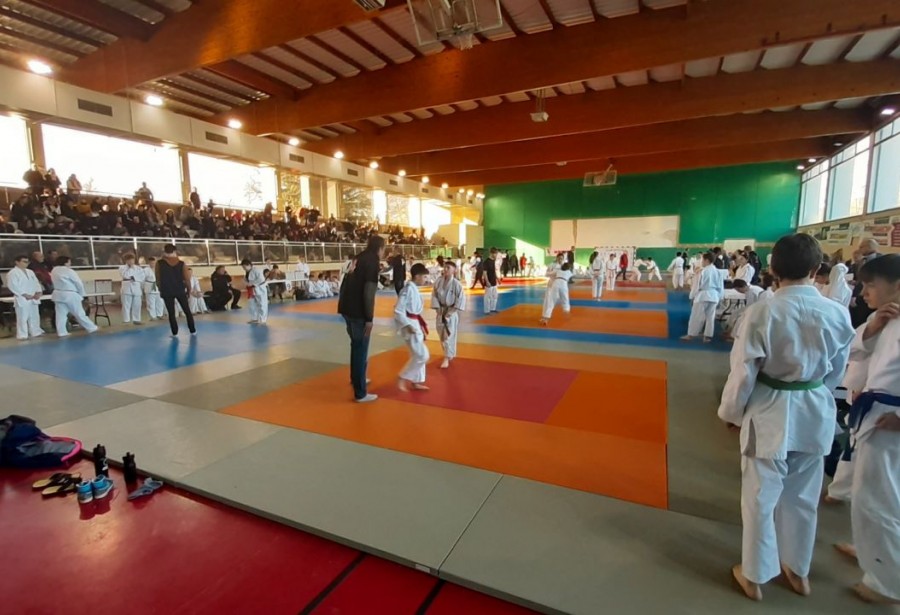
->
[389, 251, 406, 295]
[209, 265, 241, 311]
[472, 253, 484, 289]
[482, 248, 499, 314]
[339, 236, 385, 403]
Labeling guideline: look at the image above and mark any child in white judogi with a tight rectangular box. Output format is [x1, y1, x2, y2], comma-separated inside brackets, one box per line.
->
[733, 253, 755, 284]
[605, 253, 618, 291]
[540, 262, 573, 326]
[825, 262, 853, 307]
[681, 252, 719, 343]
[722, 279, 765, 341]
[718, 233, 853, 601]
[646, 258, 662, 281]
[668, 252, 685, 289]
[241, 258, 268, 324]
[50, 256, 97, 337]
[119, 254, 145, 325]
[630, 259, 644, 282]
[295, 257, 310, 292]
[396, 263, 431, 391]
[142, 257, 165, 320]
[187, 268, 208, 314]
[431, 261, 466, 369]
[7, 254, 43, 340]
[836, 254, 900, 604]
[590, 251, 605, 300]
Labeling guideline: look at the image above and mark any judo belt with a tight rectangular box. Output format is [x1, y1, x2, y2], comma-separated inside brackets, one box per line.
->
[756, 372, 823, 391]
[848, 391, 900, 432]
[407, 312, 429, 336]
[247, 285, 254, 299]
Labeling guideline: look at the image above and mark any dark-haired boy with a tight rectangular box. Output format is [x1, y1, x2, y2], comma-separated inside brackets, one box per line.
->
[718, 233, 854, 601]
[839, 253, 900, 604]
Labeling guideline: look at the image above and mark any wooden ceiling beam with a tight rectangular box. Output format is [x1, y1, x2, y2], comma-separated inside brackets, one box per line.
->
[252, 51, 317, 84]
[221, 0, 900, 132]
[0, 26, 87, 58]
[206, 60, 299, 100]
[21, 0, 154, 41]
[0, 6, 103, 47]
[277, 44, 338, 80]
[384, 109, 868, 177]
[369, 18, 422, 57]
[60, 0, 403, 92]
[301, 59, 899, 160]
[338, 26, 393, 64]
[435, 139, 831, 186]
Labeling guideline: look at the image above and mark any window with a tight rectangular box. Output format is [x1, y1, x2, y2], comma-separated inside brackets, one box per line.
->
[869, 118, 900, 213]
[339, 184, 373, 223]
[799, 160, 829, 226]
[0, 115, 31, 188]
[187, 153, 277, 210]
[827, 135, 871, 221]
[42, 124, 182, 202]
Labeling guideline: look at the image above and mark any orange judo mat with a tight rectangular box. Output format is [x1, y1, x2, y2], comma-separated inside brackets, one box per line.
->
[222, 342, 668, 509]
[477, 304, 668, 338]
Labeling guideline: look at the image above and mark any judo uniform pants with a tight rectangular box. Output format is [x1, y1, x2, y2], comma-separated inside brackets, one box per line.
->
[249, 292, 269, 323]
[484, 285, 498, 313]
[542, 284, 571, 319]
[121, 292, 142, 323]
[591, 276, 604, 299]
[400, 329, 429, 383]
[54, 295, 97, 336]
[145, 290, 164, 319]
[436, 312, 459, 360]
[672, 270, 684, 289]
[687, 301, 717, 338]
[852, 410, 900, 600]
[606, 274, 616, 291]
[15, 303, 41, 340]
[742, 452, 822, 583]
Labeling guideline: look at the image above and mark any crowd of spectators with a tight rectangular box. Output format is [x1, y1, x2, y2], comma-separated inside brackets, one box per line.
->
[3, 165, 438, 246]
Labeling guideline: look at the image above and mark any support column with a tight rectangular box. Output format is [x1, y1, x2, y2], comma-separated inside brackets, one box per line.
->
[178, 149, 191, 204]
[27, 121, 45, 169]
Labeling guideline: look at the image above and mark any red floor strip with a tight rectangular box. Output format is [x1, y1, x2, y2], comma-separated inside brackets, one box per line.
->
[426, 583, 539, 615]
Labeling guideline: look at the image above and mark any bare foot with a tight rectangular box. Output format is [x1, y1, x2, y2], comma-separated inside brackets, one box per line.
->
[822, 494, 844, 505]
[680, 335, 693, 342]
[440, 358, 450, 369]
[834, 543, 858, 560]
[397, 378, 411, 392]
[538, 319, 548, 326]
[853, 582, 900, 604]
[412, 383, 430, 391]
[703, 337, 713, 343]
[781, 563, 811, 596]
[732, 565, 762, 601]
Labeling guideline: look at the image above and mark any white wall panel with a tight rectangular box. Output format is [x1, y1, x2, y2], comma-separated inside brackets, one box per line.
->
[55, 82, 132, 132]
[0, 65, 57, 116]
[130, 101, 192, 144]
[241, 134, 279, 164]
[189, 118, 242, 156]
[279, 144, 314, 172]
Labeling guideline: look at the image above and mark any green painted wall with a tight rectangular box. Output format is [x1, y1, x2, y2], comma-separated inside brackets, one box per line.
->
[483, 162, 800, 264]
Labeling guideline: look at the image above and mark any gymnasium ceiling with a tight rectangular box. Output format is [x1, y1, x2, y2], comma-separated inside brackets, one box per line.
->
[1, 0, 899, 187]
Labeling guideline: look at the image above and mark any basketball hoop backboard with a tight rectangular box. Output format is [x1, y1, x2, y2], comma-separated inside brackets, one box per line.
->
[406, 0, 503, 48]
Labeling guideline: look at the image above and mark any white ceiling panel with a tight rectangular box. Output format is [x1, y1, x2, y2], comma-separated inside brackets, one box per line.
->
[480, 96, 505, 106]
[286, 40, 360, 78]
[834, 97, 868, 109]
[547, 0, 596, 26]
[844, 28, 900, 62]
[367, 116, 394, 127]
[455, 100, 480, 111]
[760, 43, 805, 69]
[238, 55, 312, 89]
[648, 63, 682, 82]
[556, 82, 586, 95]
[347, 22, 416, 64]
[721, 50, 761, 73]
[802, 34, 856, 65]
[314, 29, 387, 71]
[388, 112, 415, 123]
[614, 70, 649, 86]
[262, 46, 335, 84]
[585, 76, 616, 90]
[192, 69, 268, 101]
[684, 57, 720, 78]
[592, 0, 639, 18]
[431, 105, 457, 115]
[378, 8, 445, 55]
[408, 108, 434, 119]
[800, 101, 832, 111]
[503, 0, 554, 34]
[642, 0, 687, 7]
[504, 91, 532, 102]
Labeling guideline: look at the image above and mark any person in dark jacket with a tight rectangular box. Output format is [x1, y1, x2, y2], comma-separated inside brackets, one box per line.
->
[209, 265, 241, 311]
[156, 244, 195, 336]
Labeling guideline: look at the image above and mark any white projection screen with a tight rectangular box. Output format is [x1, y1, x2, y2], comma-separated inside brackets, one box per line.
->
[550, 215, 680, 249]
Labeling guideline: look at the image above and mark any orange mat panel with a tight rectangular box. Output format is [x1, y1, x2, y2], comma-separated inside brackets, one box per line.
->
[477, 304, 668, 338]
[222, 342, 668, 509]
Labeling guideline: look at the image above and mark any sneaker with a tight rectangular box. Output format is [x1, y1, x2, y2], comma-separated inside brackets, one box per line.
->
[76, 480, 94, 504]
[355, 394, 378, 403]
[91, 475, 113, 499]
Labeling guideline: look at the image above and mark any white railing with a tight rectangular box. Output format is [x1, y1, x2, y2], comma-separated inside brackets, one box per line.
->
[0, 234, 451, 270]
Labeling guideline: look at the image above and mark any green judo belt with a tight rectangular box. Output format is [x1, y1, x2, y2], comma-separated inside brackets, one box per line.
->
[757, 372, 823, 391]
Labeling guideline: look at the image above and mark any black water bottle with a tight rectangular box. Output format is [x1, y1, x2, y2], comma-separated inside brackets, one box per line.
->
[123, 452, 138, 485]
[92, 444, 109, 478]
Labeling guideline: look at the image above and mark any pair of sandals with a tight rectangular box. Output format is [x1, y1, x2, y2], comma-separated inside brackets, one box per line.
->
[32, 472, 82, 497]
[127, 477, 164, 501]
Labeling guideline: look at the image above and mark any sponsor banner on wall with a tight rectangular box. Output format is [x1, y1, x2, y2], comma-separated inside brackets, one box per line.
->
[802, 212, 900, 250]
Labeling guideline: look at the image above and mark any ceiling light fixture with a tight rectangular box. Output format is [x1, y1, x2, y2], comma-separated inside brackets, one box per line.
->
[27, 59, 52, 75]
[421, 176, 430, 184]
[467, 189, 474, 196]
[398, 169, 407, 177]
[458, 188, 465, 194]
[288, 137, 300, 147]
[807, 157, 816, 163]
[227, 118, 242, 129]
[441, 182, 449, 189]
[334, 151, 345, 159]
[880, 106, 897, 116]
[145, 94, 164, 107]
[796, 164, 805, 171]
[369, 161, 379, 169]
[476, 193, 485, 199]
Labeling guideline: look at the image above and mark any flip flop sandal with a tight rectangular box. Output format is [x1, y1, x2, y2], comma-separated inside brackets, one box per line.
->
[32, 472, 75, 490]
[127, 477, 164, 501]
[41, 474, 81, 497]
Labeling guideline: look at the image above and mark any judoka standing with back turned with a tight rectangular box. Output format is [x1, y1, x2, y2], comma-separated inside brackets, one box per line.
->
[718, 233, 853, 601]
[431, 260, 466, 369]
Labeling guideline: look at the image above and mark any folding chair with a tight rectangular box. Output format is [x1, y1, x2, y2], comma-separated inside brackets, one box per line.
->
[92, 279, 113, 326]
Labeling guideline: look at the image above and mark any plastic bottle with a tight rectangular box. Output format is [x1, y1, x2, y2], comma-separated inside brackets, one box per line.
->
[123, 452, 138, 485]
[92, 444, 109, 478]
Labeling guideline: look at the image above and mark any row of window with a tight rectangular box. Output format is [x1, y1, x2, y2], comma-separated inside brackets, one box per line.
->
[799, 117, 900, 226]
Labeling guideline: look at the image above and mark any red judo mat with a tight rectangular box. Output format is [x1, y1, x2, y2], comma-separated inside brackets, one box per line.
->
[0, 460, 536, 615]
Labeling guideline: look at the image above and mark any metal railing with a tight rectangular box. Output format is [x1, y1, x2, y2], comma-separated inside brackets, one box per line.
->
[0, 234, 452, 270]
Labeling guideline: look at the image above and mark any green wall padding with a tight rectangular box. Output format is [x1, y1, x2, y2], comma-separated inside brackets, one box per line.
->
[483, 162, 799, 265]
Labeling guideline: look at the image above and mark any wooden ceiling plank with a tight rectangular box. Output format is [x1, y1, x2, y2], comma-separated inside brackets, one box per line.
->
[21, 0, 153, 41]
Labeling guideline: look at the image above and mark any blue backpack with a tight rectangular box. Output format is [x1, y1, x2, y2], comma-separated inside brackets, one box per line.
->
[0, 415, 82, 469]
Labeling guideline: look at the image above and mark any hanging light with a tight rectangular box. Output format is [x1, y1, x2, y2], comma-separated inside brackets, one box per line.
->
[421, 176, 430, 184]
[144, 94, 164, 107]
[369, 161, 379, 169]
[227, 118, 243, 129]
[288, 137, 300, 147]
[27, 59, 52, 75]
[334, 151, 345, 159]
[398, 169, 407, 177]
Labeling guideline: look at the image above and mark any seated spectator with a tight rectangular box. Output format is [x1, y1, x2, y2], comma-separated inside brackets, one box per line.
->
[308, 273, 333, 299]
[266, 264, 286, 301]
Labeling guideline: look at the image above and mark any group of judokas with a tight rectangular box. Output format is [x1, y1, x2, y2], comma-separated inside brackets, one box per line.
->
[118, 254, 209, 325]
[6, 253, 98, 340]
[713, 233, 900, 605]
